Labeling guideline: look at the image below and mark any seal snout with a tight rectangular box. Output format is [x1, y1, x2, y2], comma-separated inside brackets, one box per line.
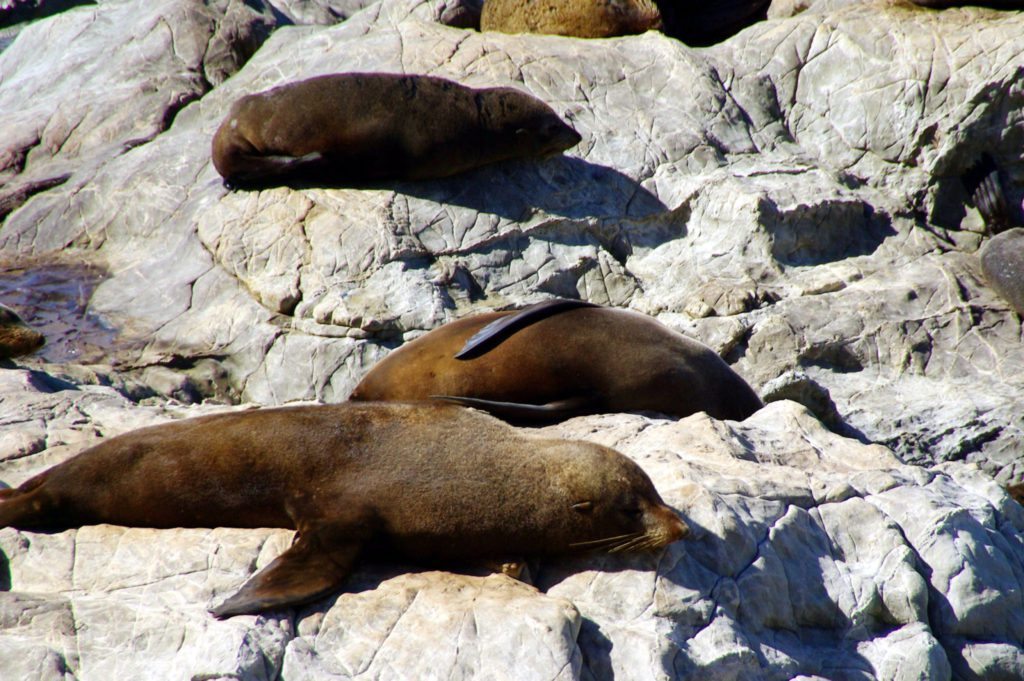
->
[647, 503, 690, 547]
[549, 122, 582, 153]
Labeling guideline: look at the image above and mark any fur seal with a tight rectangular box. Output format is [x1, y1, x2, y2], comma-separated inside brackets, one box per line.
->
[211, 73, 581, 189]
[480, 0, 662, 38]
[0, 304, 44, 359]
[0, 401, 689, 618]
[350, 300, 764, 423]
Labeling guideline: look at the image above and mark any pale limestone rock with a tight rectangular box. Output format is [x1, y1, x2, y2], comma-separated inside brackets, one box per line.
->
[0, 1, 1023, 676]
[1, 370, 1023, 679]
[2, 0, 1020, 486]
[0, 0, 279, 219]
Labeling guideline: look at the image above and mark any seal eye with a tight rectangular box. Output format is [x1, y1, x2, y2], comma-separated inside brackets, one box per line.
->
[572, 501, 594, 514]
[621, 507, 643, 520]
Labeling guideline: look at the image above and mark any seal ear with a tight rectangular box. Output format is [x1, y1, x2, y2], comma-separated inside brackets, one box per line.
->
[572, 501, 594, 514]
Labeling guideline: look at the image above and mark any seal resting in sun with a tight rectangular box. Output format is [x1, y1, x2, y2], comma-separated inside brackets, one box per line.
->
[350, 300, 764, 423]
[481, 0, 662, 38]
[0, 304, 44, 359]
[211, 73, 581, 189]
[0, 401, 688, 618]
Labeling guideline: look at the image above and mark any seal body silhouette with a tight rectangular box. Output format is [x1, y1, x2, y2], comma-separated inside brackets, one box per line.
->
[481, 0, 662, 38]
[211, 73, 581, 189]
[350, 300, 763, 423]
[0, 402, 688, 617]
[0, 304, 44, 359]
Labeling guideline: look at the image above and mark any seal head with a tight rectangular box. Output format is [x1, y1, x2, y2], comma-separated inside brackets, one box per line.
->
[0, 402, 687, 618]
[211, 73, 581, 189]
[0, 304, 45, 359]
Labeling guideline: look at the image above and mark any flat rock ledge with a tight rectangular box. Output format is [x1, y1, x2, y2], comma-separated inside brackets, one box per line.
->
[1, 367, 1023, 680]
[1, 0, 1023, 679]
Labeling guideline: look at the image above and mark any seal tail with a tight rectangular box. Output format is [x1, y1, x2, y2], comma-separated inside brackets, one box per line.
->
[210, 533, 360, 618]
[430, 395, 596, 423]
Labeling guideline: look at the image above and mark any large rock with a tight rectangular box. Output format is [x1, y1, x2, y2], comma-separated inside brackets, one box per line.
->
[1, 1, 1023, 677]
[0, 0, 278, 218]
[2, 1, 1022, 483]
[0, 368, 1022, 679]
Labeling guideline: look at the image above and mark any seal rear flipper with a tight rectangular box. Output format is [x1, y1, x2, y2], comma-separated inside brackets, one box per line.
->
[973, 170, 1011, 232]
[210, 535, 360, 618]
[455, 298, 599, 360]
[430, 395, 596, 423]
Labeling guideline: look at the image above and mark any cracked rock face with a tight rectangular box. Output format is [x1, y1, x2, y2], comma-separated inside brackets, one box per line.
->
[1, 0, 1023, 678]
[2, 0, 1021, 484]
[1, 370, 1023, 679]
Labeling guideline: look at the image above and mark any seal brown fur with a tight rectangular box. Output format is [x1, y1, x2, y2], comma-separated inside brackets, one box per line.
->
[0, 402, 688, 618]
[481, 0, 662, 38]
[211, 73, 581, 189]
[0, 304, 44, 359]
[350, 300, 764, 423]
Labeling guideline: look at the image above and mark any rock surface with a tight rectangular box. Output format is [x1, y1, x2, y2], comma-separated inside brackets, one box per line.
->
[1, 0, 1023, 678]
[1, 367, 1023, 679]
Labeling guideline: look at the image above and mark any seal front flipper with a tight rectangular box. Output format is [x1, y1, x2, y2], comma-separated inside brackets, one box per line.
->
[455, 299, 599, 359]
[430, 395, 597, 423]
[210, 533, 360, 618]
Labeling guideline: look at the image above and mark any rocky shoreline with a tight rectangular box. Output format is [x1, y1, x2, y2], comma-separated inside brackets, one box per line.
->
[1, 1, 1023, 679]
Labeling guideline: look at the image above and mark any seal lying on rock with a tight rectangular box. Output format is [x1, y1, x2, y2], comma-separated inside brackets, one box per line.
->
[0, 304, 44, 359]
[481, 0, 662, 38]
[0, 402, 688, 618]
[350, 300, 764, 423]
[211, 73, 582, 189]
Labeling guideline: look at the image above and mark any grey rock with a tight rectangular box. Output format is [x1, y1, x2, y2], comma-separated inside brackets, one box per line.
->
[980, 227, 1024, 316]
[2, 375, 1022, 679]
[267, 0, 376, 25]
[760, 369, 845, 432]
[1, 1, 1023, 675]
[0, 0, 91, 30]
[0, 0, 279, 218]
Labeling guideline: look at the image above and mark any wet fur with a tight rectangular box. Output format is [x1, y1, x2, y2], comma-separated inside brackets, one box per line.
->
[0, 305, 44, 359]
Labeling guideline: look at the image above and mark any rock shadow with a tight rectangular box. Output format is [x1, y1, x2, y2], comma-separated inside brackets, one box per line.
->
[253, 155, 669, 222]
[660, 506, 878, 678]
[765, 202, 897, 267]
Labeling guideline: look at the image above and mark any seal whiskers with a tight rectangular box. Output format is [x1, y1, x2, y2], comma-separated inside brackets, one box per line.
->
[0, 402, 689, 617]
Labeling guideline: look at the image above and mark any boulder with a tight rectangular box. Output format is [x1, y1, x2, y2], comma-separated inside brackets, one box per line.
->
[1, 0, 1023, 676]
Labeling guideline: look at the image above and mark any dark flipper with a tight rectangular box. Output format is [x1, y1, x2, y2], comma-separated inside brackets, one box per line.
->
[962, 154, 1017, 233]
[430, 395, 597, 423]
[973, 170, 1011, 233]
[210, 533, 360, 618]
[455, 299, 599, 360]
